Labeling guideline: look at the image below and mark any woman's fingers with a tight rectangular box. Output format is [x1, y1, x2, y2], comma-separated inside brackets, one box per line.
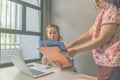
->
[56, 60, 63, 69]
[68, 48, 78, 57]
[52, 60, 64, 69]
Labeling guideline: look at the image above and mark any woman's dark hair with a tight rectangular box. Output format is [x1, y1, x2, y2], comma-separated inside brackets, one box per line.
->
[46, 24, 63, 41]
[106, 0, 120, 8]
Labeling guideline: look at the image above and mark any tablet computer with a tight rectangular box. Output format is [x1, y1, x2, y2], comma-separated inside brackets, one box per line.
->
[37, 47, 72, 67]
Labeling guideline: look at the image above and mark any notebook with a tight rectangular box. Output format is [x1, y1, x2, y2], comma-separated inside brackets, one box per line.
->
[9, 55, 54, 78]
[37, 47, 72, 67]
[39, 40, 67, 52]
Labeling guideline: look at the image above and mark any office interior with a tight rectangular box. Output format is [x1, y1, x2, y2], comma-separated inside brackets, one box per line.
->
[0, 0, 99, 77]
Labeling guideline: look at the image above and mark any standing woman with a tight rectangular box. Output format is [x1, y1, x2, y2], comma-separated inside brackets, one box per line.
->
[67, 0, 120, 80]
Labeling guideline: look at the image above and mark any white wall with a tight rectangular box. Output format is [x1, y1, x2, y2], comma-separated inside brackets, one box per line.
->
[51, 0, 99, 76]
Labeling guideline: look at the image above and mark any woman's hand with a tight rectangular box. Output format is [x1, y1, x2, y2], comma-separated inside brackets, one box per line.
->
[67, 48, 79, 57]
[52, 60, 72, 70]
[52, 60, 64, 70]
[66, 43, 73, 49]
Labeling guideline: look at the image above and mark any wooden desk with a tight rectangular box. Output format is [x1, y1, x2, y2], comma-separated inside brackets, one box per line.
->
[0, 64, 97, 80]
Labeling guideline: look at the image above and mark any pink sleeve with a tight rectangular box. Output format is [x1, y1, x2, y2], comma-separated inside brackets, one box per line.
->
[102, 6, 120, 25]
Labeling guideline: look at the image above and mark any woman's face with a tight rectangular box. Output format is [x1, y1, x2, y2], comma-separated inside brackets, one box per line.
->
[47, 27, 59, 41]
[93, 0, 106, 9]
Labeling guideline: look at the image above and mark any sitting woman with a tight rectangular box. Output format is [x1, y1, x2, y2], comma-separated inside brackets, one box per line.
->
[40, 24, 76, 71]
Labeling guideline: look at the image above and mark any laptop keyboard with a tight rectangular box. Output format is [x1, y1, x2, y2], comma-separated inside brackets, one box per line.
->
[29, 68, 45, 76]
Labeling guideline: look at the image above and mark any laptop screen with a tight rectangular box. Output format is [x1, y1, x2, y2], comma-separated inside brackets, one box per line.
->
[8, 55, 54, 77]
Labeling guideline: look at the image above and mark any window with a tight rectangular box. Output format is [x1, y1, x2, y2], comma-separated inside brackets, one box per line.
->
[1, 33, 20, 50]
[0, 0, 22, 30]
[0, 0, 21, 50]
[0, 0, 44, 65]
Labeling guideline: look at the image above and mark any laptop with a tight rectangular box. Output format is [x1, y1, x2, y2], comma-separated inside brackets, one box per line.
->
[9, 55, 54, 78]
[39, 40, 67, 52]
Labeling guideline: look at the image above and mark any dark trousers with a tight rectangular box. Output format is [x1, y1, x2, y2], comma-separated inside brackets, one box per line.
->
[98, 65, 120, 80]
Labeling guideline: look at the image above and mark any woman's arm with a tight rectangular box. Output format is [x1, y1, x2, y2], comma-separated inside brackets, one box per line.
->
[68, 24, 117, 57]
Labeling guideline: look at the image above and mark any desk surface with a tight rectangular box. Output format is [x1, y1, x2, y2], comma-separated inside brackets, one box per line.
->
[0, 63, 97, 80]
